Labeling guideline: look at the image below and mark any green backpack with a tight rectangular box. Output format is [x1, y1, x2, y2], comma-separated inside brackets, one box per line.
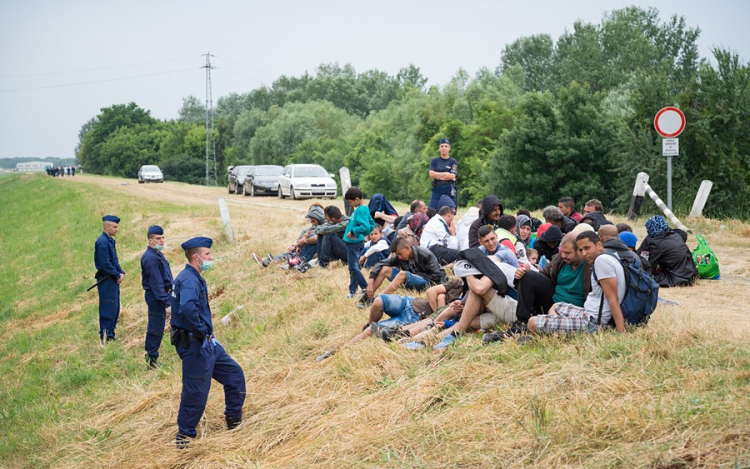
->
[691, 235, 720, 279]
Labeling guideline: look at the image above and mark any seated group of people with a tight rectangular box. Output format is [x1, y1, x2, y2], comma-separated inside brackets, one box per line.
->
[251, 194, 699, 360]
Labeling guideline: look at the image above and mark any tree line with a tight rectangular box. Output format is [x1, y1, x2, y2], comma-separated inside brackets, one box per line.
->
[75, 7, 750, 218]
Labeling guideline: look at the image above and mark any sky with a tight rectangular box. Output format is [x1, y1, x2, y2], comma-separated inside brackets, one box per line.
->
[0, 0, 748, 159]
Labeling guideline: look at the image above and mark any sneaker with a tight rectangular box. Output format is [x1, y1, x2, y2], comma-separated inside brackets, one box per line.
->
[309, 259, 319, 267]
[262, 258, 272, 268]
[252, 253, 263, 265]
[369, 322, 385, 335]
[316, 350, 335, 361]
[401, 341, 426, 350]
[380, 327, 408, 342]
[434, 334, 456, 350]
[346, 292, 357, 299]
[482, 330, 510, 345]
[357, 294, 374, 309]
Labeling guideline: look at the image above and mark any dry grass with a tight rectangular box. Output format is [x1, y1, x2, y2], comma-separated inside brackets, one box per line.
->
[9, 175, 750, 469]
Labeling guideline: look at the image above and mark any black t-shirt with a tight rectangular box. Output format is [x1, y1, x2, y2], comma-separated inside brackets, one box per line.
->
[429, 156, 458, 187]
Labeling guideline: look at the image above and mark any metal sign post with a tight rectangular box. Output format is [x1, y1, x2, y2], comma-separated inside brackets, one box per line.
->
[654, 107, 686, 211]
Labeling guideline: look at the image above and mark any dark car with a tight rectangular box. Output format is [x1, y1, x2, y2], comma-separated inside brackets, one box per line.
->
[243, 165, 283, 196]
[227, 165, 254, 194]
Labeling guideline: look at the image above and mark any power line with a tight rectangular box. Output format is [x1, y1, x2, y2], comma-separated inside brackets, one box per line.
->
[0, 55, 201, 79]
[0, 67, 198, 93]
[212, 55, 276, 76]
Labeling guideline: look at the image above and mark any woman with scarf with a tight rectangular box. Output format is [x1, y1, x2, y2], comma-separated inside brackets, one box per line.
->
[637, 215, 697, 287]
[397, 213, 429, 247]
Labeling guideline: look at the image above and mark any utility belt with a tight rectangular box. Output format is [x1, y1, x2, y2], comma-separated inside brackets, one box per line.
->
[432, 180, 455, 187]
[170, 328, 212, 347]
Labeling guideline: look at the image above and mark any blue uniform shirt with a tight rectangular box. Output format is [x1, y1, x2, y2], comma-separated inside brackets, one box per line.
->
[429, 156, 458, 187]
[170, 264, 212, 339]
[141, 246, 173, 307]
[94, 232, 125, 279]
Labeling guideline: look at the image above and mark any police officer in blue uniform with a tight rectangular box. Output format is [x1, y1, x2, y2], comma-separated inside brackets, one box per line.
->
[94, 215, 125, 342]
[170, 237, 246, 448]
[428, 138, 458, 210]
[141, 225, 173, 368]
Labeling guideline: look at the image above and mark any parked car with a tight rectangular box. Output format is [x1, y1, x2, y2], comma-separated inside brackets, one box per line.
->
[138, 165, 163, 183]
[277, 164, 337, 200]
[227, 165, 254, 194]
[242, 165, 283, 196]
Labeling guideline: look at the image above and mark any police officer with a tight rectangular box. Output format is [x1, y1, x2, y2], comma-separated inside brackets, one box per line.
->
[94, 215, 125, 342]
[141, 225, 173, 368]
[171, 237, 246, 448]
[428, 138, 458, 210]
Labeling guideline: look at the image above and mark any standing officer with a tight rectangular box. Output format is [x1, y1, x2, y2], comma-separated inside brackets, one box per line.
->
[428, 138, 458, 210]
[141, 225, 173, 369]
[171, 237, 246, 448]
[94, 215, 125, 342]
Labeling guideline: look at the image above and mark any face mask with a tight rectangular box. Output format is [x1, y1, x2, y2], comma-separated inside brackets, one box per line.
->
[154, 245, 164, 252]
[198, 256, 212, 272]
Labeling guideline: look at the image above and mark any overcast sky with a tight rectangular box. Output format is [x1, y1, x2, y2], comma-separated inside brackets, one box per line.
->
[1, 0, 748, 159]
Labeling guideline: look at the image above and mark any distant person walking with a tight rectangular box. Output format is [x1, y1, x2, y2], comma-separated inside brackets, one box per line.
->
[170, 237, 246, 448]
[94, 215, 125, 342]
[140, 225, 173, 368]
[428, 138, 458, 210]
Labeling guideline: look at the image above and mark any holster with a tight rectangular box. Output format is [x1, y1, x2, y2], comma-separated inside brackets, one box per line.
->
[170, 329, 188, 347]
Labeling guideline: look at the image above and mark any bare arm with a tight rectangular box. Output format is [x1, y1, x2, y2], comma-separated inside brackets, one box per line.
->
[466, 275, 494, 296]
[600, 277, 625, 333]
[429, 170, 456, 181]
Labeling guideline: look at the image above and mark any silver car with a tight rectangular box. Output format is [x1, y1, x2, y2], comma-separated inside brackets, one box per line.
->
[138, 165, 163, 183]
[242, 165, 283, 196]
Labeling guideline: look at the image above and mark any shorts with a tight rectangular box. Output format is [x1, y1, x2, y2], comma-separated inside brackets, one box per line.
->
[390, 268, 429, 292]
[479, 294, 518, 329]
[534, 303, 599, 334]
[374, 294, 421, 329]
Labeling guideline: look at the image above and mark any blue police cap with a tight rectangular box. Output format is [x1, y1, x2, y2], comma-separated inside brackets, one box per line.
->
[439, 138, 450, 145]
[147, 225, 164, 235]
[618, 231, 638, 249]
[102, 215, 120, 223]
[181, 236, 212, 251]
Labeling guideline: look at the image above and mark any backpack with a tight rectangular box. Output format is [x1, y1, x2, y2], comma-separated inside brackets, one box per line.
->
[594, 252, 659, 327]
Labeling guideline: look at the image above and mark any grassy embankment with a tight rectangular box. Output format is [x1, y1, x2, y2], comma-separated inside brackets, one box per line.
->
[0, 173, 749, 469]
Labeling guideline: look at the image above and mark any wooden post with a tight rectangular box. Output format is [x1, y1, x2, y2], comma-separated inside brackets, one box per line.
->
[627, 172, 649, 220]
[217, 197, 235, 242]
[689, 180, 713, 218]
[339, 167, 353, 217]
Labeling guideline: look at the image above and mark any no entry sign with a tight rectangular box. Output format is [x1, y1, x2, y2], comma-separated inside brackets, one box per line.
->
[654, 107, 686, 138]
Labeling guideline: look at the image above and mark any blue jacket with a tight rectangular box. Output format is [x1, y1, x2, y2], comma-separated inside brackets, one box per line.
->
[170, 264, 213, 339]
[94, 232, 124, 279]
[140, 247, 173, 307]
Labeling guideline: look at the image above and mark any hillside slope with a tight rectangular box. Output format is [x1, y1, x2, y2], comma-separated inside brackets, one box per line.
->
[1, 173, 748, 469]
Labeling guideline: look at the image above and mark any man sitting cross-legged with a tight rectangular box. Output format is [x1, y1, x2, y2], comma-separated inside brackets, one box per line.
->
[316, 279, 464, 361]
[359, 236, 448, 308]
[403, 226, 519, 350]
[528, 231, 627, 335]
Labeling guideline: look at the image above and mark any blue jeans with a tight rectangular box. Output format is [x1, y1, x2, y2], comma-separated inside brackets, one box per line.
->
[346, 241, 368, 294]
[144, 290, 166, 360]
[298, 243, 317, 262]
[359, 247, 388, 268]
[389, 268, 429, 292]
[319, 234, 347, 267]
[374, 294, 421, 328]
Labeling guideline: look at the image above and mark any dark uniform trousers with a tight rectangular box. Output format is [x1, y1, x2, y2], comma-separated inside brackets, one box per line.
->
[429, 184, 456, 211]
[97, 278, 120, 339]
[176, 338, 246, 439]
[144, 290, 166, 359]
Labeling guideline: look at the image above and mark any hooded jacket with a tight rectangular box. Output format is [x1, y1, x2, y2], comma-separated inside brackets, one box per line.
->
[637, 230, 697, 287]
[370, 245, 447, 285]
[468, 195, 504, 248]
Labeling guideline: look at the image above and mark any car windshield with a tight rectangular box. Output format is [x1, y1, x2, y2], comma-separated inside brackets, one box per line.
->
[255, 166, 283, 176]
[236, 166, 253, 176]
[142, 166, 160, 172]
[294, 166, 328, 178]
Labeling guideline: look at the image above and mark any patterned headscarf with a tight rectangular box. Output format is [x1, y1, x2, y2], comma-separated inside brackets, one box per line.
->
[645, 215, 669, 239]
[407, 213, 429, 237]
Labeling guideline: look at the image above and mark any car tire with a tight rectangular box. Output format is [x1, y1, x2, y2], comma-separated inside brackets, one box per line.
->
[227, 184, 233, 194]
[278, 187, 284, 199]
[290, 186, 296, 200]
[138, 179, 144, 184]
[249, 184, 255, 197]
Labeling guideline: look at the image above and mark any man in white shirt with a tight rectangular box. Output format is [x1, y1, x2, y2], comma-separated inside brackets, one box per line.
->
[528, 231, 627, 334]
[420, 206, 460, 265]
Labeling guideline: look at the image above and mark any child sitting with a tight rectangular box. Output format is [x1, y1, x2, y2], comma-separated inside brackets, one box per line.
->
[359, 226, 391, 268]
[526, 248, 540, 272]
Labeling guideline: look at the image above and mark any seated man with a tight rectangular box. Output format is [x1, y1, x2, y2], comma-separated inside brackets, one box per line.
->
[637, 215, 697, 287]
[396, 200, 428, 230]
[477, 225, 518, 268]
[359, 225, 390, 268]
[583, 199, 604, 214]
[468, 194, 503, 248]
[542, 205, 577, 234]
[316, 205, 349, 267]
[420, 206, 460, 265]
[484, 232, 592, 344]
[534, 224, 563, 265]
[362, 236, 448, 307]
[316, 279, 464, 361]
[456, 200, 481, 250]
[558, 197, 583, 223]
[255, 205, 324, 267]
[599, 225, 651, 274]
[528, 231, 627, 335]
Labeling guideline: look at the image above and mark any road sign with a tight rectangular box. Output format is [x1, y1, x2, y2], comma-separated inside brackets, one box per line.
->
[654, 107, 686, 138]
[662, 138, 679, 156]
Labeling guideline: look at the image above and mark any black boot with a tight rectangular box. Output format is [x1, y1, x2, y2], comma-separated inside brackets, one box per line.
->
[176, 433, 193, 449]
[226, 416, 242, 430]
[146, 354, 158, 369]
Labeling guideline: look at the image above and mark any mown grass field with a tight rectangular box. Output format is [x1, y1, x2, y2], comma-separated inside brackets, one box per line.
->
[0, 173, 748, 469]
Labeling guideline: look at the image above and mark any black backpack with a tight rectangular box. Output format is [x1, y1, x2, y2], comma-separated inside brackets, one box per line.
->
[594, 252, 659, 327]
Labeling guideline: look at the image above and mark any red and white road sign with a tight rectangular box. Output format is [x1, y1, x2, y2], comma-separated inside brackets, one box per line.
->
[654, 107, 686, 138]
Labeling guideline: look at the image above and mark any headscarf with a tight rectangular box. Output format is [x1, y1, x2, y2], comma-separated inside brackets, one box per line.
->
[515, 214, 531, 246]
[645, 215, 669, 239]
[407, 213, 429, 237]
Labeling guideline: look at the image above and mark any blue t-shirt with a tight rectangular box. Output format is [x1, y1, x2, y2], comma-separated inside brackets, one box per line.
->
[429, 156, 457, 187]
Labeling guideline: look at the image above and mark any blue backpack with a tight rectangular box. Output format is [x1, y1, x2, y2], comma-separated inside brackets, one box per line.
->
[594, 252, 659, 327]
